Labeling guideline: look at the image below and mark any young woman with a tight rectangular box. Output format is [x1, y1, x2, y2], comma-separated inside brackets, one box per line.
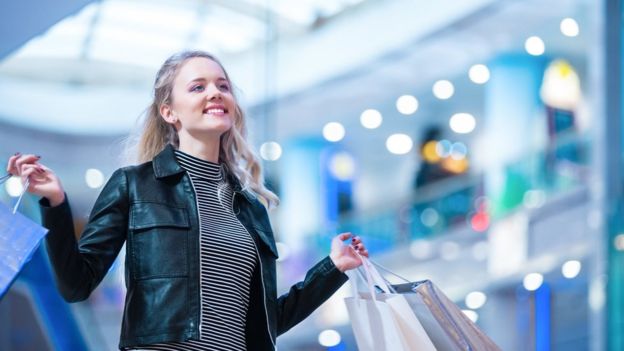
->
[7, 51, 368, 350]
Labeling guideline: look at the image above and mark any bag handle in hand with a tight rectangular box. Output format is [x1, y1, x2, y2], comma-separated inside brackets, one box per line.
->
[347, 249, 378, 302]
[0, 173, 29, 214]
[351, 250, 395, 296]
[362, 256, 396, 294]
[369, 260, 412, 284]
[359, 256, 418, 294]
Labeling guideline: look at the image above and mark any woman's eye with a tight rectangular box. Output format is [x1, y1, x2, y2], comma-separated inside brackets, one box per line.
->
[191, 85, 205, 92]
[219, 84, 230, 92]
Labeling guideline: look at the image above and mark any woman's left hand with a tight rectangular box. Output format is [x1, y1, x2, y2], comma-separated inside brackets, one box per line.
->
[329, 232, 368, 273]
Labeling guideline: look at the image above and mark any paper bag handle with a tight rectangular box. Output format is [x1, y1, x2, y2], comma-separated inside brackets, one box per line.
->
[0, 173, 29, 214]
[349, 250, 396, 299]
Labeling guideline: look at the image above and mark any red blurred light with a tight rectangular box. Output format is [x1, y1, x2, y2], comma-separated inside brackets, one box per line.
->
[471, 212, 490, 232]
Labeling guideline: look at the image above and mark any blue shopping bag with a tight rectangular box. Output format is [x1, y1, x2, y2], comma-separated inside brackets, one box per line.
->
[0, 176, 48, 299]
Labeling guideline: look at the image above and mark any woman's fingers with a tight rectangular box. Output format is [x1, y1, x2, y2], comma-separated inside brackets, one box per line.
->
[336, 232, 368, 259]
[10, 154, 41, 176]
[351, 238, 368, 257]
[20, 168, 38, 190]
[6, 152, 21, 174]
[336, 232, 353, 241]
[21, 164, 47, 185]
[21, 164, 43, 179]
[20, 163, 39, 174]
[351, 237, 363, 249]
[353, 244, 365, 252]
[16, 154, 41, 171]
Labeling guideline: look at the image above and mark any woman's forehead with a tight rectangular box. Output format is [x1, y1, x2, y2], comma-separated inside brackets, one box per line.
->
[176, 57, 227, 83]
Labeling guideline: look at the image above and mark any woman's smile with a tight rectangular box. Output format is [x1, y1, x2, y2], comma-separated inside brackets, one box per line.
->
[203, 104, 228, 117]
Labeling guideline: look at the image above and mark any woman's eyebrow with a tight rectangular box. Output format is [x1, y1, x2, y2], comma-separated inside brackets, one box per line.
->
[187, 77, 228, 85]
[188, 77, 207, 85]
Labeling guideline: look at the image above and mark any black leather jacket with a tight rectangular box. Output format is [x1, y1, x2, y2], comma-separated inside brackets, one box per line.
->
[40, 144, 348, 350]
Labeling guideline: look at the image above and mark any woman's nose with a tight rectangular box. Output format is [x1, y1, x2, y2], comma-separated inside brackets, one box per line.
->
[206, 84, 222, 100]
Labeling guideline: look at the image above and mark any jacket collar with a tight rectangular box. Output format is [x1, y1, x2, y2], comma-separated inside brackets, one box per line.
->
[152, 144, 258, 203]
[152, 144, 186, 179]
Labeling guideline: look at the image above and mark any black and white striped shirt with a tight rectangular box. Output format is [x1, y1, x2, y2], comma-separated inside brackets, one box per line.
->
[135, 150, 258, 350]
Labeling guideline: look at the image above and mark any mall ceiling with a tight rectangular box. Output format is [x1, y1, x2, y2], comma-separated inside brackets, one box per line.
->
[0, 0, 589, 135]
[0, 0, 593, 209]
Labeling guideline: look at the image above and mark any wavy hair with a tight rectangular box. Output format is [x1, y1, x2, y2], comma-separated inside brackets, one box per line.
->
[134, 50, 279, 207]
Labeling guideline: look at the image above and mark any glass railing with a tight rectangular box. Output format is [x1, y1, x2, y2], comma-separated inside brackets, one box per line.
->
[315, 131, 592, 254]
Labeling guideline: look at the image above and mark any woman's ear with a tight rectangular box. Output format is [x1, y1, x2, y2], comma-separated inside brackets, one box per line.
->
[160, 104, 177, 124]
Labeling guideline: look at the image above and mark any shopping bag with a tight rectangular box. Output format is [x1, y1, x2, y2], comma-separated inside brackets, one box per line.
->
[372, 262, 502, 351]
[0, 176, 48, 299]
[344, 257, 436, 351]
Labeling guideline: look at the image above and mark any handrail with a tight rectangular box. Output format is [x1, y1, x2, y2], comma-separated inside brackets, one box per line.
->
[332, 131, 591, 247]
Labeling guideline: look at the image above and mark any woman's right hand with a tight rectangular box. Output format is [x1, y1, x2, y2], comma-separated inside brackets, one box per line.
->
[7, 153, 65, 206]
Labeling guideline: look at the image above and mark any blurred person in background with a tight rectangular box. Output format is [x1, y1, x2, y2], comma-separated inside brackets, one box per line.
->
[7, 50, 368, 351]
[414, 126, 456, 189]
[412, 125, 473, 228]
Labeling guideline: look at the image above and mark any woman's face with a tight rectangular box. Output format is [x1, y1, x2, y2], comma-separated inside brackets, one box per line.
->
[162, 57, 236, 139]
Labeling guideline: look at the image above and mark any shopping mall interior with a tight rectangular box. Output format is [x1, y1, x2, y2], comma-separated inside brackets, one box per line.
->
[1, 0, 623, 350]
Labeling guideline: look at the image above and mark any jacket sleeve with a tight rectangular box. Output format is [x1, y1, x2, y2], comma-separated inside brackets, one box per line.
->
[41, 168, 129, 302]
[275, 255, 348, 335]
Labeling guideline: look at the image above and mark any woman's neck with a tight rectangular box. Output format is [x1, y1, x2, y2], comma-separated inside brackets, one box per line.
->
[177, 133, 220, 163]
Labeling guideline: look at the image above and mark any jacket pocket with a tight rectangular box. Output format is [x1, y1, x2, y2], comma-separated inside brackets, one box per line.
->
[253, 225, 279, 259]
[125, 277, 190, 337]
[129, 202, 190, 279]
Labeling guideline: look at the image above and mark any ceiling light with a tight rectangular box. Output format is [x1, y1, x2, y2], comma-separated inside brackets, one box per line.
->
[449, 113, 476, 134]
[469, 64, 490, 84]
[396, 95, 419, 115]
[323, 122, 345, 142]
[386, 133, 413, 155]
[360, 109, 383, 129]
[560, 18, 580, 37]
[525, 36, 545, 56]
[433, 80, 454, 100]
[260, 141, 283, 161]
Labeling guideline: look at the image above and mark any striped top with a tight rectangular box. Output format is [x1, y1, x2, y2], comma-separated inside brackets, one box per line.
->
[134, 150, 258, 351]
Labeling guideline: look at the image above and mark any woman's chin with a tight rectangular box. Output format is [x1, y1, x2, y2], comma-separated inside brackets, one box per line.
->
[199, 121, 232, 134]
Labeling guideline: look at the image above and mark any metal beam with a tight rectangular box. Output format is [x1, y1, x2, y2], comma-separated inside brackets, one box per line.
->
[604, 0, 624, 349]
[206, 0, 303, 34]
[0, 0, 95, 60]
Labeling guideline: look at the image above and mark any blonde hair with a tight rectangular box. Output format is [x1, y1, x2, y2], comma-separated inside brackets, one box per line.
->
[135, 50, 279, 207]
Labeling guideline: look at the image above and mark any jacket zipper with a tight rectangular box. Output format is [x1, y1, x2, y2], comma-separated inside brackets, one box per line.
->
[188, 174, 204, 337]
[232, 191, 276, 348]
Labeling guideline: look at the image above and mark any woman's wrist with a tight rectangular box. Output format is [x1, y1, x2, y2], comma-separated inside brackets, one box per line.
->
[330, 254, 347, 273]
[47, 191, 65, 207]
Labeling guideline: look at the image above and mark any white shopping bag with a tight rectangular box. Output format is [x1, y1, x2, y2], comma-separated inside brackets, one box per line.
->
[393, 279, 502, 351]
[344, 256, 436, 351]
[370, 261, 502, 351]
